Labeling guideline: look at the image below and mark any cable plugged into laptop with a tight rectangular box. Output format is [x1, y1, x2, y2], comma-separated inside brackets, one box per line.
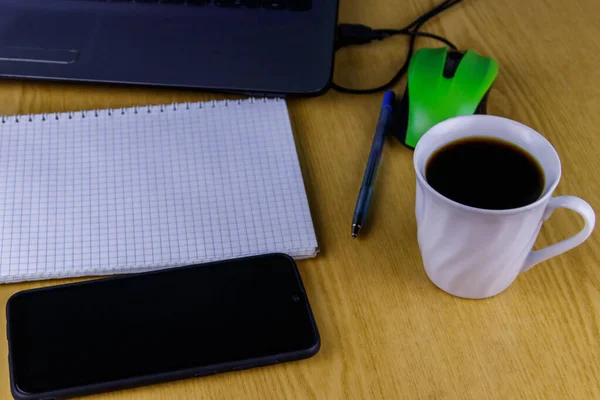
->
[333, 0, 463, 94]
[335, 24, 392, 50]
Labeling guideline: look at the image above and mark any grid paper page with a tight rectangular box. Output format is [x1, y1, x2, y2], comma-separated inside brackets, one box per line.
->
[0, 98, 318, 283]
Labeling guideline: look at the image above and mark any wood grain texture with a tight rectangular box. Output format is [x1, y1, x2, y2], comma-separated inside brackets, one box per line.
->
[1, 0, 600, 399]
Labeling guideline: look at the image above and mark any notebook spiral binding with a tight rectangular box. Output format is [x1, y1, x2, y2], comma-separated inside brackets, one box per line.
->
[0, 97, 278, 124]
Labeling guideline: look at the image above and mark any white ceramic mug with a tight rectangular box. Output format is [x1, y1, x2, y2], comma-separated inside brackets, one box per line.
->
[413, 115, 595, 299]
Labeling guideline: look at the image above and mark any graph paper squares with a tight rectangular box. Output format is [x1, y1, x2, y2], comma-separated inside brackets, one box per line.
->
[0, 99, 317, 282]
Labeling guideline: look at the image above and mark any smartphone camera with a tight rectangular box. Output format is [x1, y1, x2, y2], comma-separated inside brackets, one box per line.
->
[292, 293, 303, 303]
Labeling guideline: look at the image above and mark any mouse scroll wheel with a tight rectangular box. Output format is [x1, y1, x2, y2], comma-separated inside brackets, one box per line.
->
[443, 51, 464, 79]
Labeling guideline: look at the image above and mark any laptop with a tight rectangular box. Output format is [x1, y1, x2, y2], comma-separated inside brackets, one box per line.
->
[0, 0, 339, 96]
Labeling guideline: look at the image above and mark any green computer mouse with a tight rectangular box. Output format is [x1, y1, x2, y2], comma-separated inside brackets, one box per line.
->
[393, 47, 499, 149]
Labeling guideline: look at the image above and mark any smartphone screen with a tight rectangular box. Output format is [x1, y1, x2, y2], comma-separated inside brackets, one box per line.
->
[7, 254, 319, 398]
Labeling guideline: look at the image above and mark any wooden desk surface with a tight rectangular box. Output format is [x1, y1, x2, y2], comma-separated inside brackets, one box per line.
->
[1, 0, 600, 399]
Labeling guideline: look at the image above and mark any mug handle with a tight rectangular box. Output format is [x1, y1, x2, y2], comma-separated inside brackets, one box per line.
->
[522, 196, 595, 272]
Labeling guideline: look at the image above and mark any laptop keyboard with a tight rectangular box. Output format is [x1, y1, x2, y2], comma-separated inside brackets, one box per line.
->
[78, 0, 312, 11]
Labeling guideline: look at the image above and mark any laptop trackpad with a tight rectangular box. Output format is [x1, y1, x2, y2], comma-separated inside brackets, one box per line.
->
[0, 7, 94, 61]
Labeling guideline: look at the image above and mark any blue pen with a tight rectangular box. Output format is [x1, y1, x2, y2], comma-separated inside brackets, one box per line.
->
[351, 90, 396, 238]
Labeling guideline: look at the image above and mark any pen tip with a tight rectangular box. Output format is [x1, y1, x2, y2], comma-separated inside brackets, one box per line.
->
[351, 224, 361, 239]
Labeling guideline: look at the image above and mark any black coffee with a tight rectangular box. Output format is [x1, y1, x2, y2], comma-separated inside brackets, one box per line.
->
[425, 137, 544, 210]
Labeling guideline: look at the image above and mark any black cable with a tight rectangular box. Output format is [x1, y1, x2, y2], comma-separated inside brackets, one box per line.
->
[404, 31, 458, 49]
[402, 0, 462, 31]
[332, 0, 464, 94]
[377, 30, 458, 49]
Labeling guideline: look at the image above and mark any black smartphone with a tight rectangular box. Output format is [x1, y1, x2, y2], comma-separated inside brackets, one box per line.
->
[6, 253, 320, 400]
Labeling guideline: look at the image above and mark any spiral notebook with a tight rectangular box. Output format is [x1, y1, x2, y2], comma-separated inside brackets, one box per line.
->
[0, 98, 318, 283]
